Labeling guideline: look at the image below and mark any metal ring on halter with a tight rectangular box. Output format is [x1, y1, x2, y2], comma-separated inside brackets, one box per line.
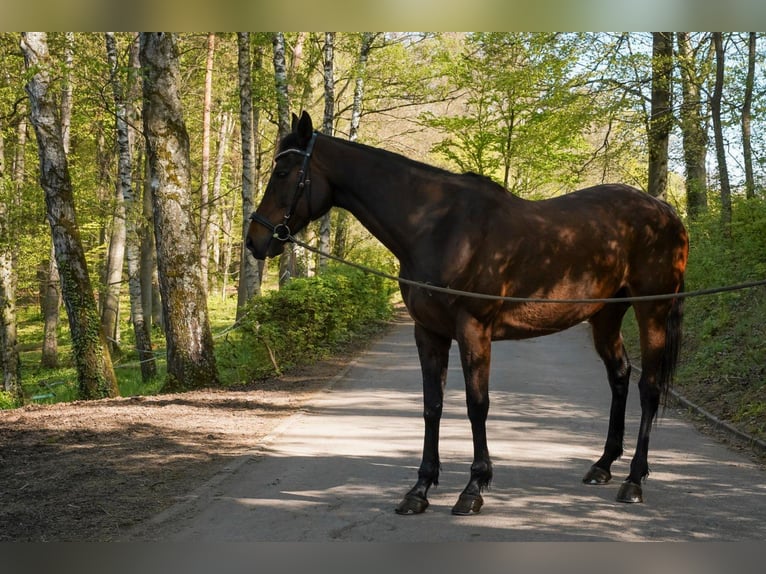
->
[273, 223, 291, 242]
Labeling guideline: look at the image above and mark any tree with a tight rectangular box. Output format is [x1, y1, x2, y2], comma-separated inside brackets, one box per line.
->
[106, 32, 156, 381]
[425, 33, 595, 196]
[0, 41, 23, 401]
[711, 32, 732, 233]
[677, 32, 709, 217]
[236, 32, 263, 316]
[21, 32, 119, 399]
[0, 113, 20, 400]
[317, 32, 335, 271]
[647, 32, 673, 199]
[272, 32, 295, 286]
[139, 32, 219, 392]
[332, 32, 377, 261]
[742, 32, 756, 199]
[199, 33, 215, 294]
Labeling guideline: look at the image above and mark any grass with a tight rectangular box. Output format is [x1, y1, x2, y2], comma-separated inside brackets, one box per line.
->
[14, 294, 238, 406]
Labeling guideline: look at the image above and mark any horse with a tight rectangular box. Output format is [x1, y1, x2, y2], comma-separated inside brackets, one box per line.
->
[246, 111, 688, 515]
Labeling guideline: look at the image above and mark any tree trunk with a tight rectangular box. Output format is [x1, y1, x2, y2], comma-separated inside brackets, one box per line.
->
[139, 32, 219, 392]
[318, 32, 335, 271]
[0, 122, 20, 400]
[141, 151, 162, 333]
[333, 32, 376, 260]
[22, 32, 119, 399]
[677, 32, 708, 218]
[40, 247, 60, 368]
[39, 33, 75, 370]
[272, 32, 295, 287]
[742, 32, 756, 199]
[213, 111, 234, 298]
[199, 33, 215, 295]
[107, 32, 156, 381]
[711, 32, 732, 234]
[647, 32, 673, 199]
[100, 123, 127, 356]
[272, 32, 291, 140]
[236, 33, 262, 317]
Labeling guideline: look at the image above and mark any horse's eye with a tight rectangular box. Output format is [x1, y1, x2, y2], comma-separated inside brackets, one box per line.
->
[275, 170, 289, 178]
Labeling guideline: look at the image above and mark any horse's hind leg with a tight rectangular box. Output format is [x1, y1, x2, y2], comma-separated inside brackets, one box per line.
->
[395, 323, 451, 515]
[583, 302, 632, 486]
[617, 299, 680, 503]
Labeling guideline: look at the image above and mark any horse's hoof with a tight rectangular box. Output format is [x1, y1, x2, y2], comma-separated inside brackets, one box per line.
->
[582, 464, 612, 485]
[451, 492, 483, 515]
[395, 493, 429, 515]
[616, 480, 643, 503]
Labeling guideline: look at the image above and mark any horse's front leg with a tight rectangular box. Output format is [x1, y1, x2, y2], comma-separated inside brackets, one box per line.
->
[452, 316, 493, 515]
[395, 323, 451, 515]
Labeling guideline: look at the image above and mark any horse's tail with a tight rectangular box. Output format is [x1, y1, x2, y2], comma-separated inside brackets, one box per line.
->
[659, 280, 684, 406]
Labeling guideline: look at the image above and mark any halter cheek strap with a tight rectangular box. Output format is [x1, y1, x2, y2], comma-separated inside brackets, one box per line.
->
[250, 131, 318, 242]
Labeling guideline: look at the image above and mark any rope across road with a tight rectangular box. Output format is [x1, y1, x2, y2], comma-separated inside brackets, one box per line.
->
[290, 234, 766, 304]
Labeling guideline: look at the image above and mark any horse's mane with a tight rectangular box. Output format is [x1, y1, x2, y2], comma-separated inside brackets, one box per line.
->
[461, 171, 510, 196]
[280, 132, 510, 197]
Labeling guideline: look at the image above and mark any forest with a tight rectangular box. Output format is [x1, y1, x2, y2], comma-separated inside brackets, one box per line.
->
[0, 32, 764, 443]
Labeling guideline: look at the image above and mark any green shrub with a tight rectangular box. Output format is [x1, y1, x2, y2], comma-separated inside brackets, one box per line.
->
[0, 390, 20, 410]
[230, 266, 396, 379]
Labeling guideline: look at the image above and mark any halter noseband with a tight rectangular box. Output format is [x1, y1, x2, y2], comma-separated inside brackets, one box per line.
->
[250, 131, 318, 242]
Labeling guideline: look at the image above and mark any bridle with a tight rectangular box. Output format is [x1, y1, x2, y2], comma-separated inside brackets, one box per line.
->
[249, 131, 318, 243]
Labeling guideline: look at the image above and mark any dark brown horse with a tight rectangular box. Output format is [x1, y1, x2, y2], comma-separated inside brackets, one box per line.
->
[247, 111, 688, 515]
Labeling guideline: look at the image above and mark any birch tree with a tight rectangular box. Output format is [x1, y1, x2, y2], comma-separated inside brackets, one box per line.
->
[21, 32, 119, 399]
[236, 32, 262, 316]
[106, 32, 156, 381]
[272, 32, 294, 286]
[317, 32, 335, 271]
[332, 32, 377, 260]
[139, 32, 218, 391]
[199, 33, 215, 294]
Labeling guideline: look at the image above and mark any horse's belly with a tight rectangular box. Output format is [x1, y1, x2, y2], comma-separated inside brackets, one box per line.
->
[491, 303, 600, 340]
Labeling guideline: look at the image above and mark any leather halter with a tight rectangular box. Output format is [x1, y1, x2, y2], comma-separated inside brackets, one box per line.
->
[249, 131, 318, 242]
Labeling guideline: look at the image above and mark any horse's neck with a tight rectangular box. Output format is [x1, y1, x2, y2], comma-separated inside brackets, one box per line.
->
[326, 142, 425, 263]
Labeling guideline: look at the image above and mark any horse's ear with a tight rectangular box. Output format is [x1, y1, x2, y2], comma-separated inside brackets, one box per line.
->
[296, 111, 313, 146]
[291, 112, 300, 133]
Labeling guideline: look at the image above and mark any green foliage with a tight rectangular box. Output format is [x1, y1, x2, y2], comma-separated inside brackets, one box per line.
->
[623, 196, 766, 441]
[224, 267, 395, 380]
[0, 391, 19, 410]
[422, 33, 600, 196]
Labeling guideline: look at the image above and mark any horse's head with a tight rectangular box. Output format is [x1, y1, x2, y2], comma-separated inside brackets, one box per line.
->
[246, 111, 333, 260]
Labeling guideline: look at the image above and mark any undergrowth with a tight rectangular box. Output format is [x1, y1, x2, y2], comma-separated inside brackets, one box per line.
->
[222, 266, 396, 380]
[8, 265, 395, 408]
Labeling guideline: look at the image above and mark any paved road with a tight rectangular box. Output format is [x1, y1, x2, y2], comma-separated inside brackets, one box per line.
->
[141, 317, 766, 541]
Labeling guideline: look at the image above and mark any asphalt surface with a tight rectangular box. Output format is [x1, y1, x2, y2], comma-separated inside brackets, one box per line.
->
[140, 316, 766, 541]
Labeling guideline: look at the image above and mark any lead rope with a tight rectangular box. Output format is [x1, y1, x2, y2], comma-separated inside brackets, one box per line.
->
[280, 231, 766, 304]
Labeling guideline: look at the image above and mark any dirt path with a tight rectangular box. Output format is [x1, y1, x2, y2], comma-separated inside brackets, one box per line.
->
[0, 329, 384, 542]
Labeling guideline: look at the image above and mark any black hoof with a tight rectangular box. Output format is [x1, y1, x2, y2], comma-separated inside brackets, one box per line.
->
[616, 480, 643, 503]
[395, 493, 429, 515]
[451, 492, 483, 515]
[582, 464, 612, 485]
